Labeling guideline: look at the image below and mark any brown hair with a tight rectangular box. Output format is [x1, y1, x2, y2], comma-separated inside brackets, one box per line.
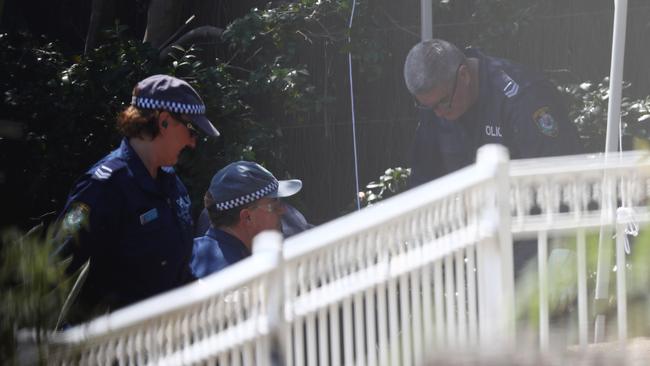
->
[116, 106, 161, 139]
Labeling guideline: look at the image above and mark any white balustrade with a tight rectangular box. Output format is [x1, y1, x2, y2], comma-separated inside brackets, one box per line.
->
[45, 148, 650, 365]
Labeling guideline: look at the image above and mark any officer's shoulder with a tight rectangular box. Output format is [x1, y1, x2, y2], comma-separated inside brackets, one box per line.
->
[484, 55, 542, 99]
[88, 158, 127, 181]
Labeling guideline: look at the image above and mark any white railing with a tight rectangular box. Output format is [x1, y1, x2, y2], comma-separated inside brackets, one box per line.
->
[49, 244, 283, 365]
[47, 146, 650, 365]
[508, 151, 650, 351]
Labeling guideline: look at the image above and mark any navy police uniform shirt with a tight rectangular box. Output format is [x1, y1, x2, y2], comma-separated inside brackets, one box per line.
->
[191, 227, 251, 278]
[410, 48, 581, 187]
[60, 138, 195, 315]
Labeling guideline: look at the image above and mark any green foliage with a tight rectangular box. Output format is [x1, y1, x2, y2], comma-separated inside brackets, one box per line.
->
[471, 0, 540, 47]
[358, 167, 410, 207]
[559, 78, 650, 152]
[0, 23, 289, 225]
[0, 225, 72, 364]
[0, 28, 167, 228]
[515, 228, 650, 341]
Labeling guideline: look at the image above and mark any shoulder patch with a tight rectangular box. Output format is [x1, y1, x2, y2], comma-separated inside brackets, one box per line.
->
[533, 107, 559, 137]
[62, 202, 91, 235]
[90, 159, 126, 181]
[499, 70, 520, 98]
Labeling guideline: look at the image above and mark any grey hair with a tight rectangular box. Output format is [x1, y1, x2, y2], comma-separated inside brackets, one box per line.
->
[403, 39, 466, 96]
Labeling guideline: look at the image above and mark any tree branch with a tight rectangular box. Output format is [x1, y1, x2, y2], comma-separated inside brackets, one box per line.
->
[159, 26, 224, 59]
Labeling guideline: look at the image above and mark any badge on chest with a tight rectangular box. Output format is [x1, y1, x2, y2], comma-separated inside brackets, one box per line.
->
[140, 208, 159, 225]
[485, 124, 503, 138]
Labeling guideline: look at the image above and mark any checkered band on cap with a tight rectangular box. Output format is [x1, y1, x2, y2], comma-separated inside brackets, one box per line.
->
[214, 181, 279, 211]
[131, 96, 206, 115]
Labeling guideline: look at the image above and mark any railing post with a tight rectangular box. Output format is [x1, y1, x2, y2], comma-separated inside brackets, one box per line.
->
[252, 231, 286, 366]
[475, 145, 515, 349]
[615, 208, 628, 342]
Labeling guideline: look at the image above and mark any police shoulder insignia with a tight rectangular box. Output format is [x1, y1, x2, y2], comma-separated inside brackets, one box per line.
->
[90, 159, 126, 181]
[499, 71, 519, 98]
[532, 107, 559, 137]
[62, 202, 91, 234]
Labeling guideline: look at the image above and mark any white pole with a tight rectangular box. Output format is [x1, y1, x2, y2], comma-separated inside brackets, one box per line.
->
[421, 0, 433, 40]
[594, 0, 628, 343]
[604, 0, 628, 154]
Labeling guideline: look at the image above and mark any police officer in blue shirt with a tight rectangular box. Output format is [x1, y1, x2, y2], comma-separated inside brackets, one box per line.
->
[191, 161, 302, 278]
[57, 74, 220, 321]
[403, 39, 582, 187]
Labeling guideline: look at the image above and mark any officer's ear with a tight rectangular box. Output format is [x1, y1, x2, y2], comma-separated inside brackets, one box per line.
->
[459, 63, 472, 87]
[239, 208, 253, 225]
[157, 111, 171, 131]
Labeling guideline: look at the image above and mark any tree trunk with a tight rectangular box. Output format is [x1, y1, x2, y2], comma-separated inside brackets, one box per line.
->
[144, 0, 184, 49]
[84, 0, 105, 54]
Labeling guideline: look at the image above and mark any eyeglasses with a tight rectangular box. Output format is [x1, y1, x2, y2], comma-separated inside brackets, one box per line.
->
[170, 112, 200, 138]
[414, 63, 463, 111]
[250, 198, 284, 214]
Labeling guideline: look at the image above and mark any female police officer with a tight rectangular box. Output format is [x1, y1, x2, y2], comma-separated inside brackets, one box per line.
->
[58, 75, 219, 321]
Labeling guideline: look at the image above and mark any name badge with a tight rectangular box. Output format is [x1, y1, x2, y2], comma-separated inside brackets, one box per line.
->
[139, 208, 159, 225]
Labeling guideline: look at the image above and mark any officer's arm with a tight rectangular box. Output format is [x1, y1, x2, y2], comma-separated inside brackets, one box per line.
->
[58, 178, 121, 274]
[506, 83, 582, 159]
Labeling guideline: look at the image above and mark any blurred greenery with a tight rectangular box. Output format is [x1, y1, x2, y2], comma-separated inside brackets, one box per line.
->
[515, 227, 650, 343]
[0, 225, 72, 365]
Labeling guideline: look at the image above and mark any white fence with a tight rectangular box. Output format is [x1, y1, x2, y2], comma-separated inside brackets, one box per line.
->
[48, 145, 650, 365]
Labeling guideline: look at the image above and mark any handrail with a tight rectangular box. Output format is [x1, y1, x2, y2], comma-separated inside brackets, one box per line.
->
[51, 250, 278, 345]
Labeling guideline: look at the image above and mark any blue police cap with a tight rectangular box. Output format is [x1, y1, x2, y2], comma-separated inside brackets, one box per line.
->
[209, 161, 302, 211]
[131, 74, 220, 137]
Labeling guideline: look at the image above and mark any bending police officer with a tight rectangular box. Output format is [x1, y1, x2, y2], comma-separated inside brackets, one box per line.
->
[404, 39, 581, 187]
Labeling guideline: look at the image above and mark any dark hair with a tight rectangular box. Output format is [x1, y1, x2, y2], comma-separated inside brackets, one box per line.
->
[116, 106, 161, 139]
[204, 191, 253, 228]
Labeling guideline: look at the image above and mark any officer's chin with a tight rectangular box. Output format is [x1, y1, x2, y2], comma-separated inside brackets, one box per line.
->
[176, 147, 196, 166]
[441, 110, 462, 121]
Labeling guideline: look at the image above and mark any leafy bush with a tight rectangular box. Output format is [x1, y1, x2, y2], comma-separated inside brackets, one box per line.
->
[0, 225, 72, 364]
[559, 77, 650, 152]
[358, 167, 410, 207]
[0, 17, 321, 228]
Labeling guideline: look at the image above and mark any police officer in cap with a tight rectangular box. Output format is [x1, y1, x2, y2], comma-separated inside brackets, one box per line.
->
[58, 74, 219, 321]
[191, 161, 302, 278]
[404, 39, 581, 187]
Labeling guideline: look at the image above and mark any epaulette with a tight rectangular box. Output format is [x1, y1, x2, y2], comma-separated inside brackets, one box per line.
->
[498, 70, 520, 99]
[90, 159, 127, 181]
